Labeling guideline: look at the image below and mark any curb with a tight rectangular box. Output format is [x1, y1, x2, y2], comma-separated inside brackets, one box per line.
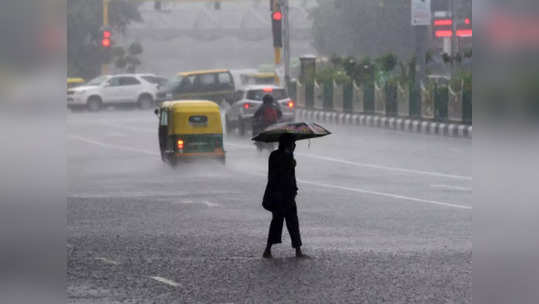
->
[295, 109, 472, 138]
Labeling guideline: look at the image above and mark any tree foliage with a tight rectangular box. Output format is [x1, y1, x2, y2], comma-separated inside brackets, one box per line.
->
[310, 0, 415, 59]
[67, 0, 142, 79]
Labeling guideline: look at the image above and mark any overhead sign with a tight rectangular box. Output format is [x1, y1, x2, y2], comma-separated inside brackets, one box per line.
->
[411, 0, 431, 26]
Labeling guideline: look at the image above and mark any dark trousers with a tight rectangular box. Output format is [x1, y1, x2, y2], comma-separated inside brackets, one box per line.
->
[267, 204, 302, 248]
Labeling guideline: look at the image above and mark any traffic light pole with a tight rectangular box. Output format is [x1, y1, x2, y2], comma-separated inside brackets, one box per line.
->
[102, 0, 110, 75]
[282, 0, 290, 87]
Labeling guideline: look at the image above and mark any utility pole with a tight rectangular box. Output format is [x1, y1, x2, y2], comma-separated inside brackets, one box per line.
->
[282, 0, 290, 87]
[102, 0, 111, 75]
[449, 0, 456, 79]
[411, 0, 430, 118]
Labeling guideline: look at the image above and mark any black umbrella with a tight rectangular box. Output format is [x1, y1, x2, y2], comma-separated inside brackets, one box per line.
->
[251, 121, 331, 143]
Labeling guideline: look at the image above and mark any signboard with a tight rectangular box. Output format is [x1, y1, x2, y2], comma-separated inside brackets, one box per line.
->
[411, 0, 431, 26]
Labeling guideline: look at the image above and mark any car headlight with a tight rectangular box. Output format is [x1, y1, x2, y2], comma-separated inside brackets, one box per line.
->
[75, 90, 87, 95]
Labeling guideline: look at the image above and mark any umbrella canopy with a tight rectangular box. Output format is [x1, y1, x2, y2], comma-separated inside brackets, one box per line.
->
[251, 122, 331, 143]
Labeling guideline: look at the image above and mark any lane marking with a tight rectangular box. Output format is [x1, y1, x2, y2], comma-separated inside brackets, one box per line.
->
[299, 179, 472, 210]
[430, 184, 472, 192]
[95, 257, 119, 265]
[227, 169, 472, 210]
[68, 135, 159, 157]
[69, 135, 471, 210]
[172, 200, 220, 207]
[76, 120, 471, 181]
[149, 276, 181, 287]
[225, 142, 471, 181]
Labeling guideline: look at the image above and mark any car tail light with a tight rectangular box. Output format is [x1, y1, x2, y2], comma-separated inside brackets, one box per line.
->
[243, 103, 250, 110]
[177, 139, 184, 150]
[263, 87, 273, 93]
[288, 100, 295, 109]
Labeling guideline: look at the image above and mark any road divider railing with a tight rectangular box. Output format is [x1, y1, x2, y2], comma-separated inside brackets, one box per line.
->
[288, 79, 472, 138]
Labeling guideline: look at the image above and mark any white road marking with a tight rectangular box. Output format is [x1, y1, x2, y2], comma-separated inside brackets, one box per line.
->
[172, 200, 220, 207]
[81, 120, 471, 181]
[149, 276, 181, 287]
[430, 184, 472, 192]
[68, 135, 159, 156]
[95, 257, 119, 265]
[227, 169, 472, 210]
[225, 142, 471, 181]
[298, 179, 472, 210]
[69, 135, 471, 210]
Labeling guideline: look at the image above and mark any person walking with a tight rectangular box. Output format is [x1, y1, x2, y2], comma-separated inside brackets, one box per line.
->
[262, 134, 307, 258]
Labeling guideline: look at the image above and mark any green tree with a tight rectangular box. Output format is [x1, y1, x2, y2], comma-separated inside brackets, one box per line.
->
[310, 0, 415, 59]
[67, 0, 142, 79]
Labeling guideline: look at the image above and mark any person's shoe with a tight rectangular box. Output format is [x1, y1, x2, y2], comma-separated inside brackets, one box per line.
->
[263, 250, 273, 259]
[295, 249, 310, 258]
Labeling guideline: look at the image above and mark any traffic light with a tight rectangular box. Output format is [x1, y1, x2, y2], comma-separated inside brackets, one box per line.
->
[99, 28, 113, 64]
[272, 10, 283, 47]
[101, 29, 112, 48]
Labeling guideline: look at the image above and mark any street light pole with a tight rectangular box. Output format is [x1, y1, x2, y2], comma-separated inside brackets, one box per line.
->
[282, 0, 290, 87]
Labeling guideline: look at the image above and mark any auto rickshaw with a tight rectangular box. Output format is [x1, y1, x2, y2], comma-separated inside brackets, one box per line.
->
[67, 77, 85, 88]
[155, 100, 225, 166]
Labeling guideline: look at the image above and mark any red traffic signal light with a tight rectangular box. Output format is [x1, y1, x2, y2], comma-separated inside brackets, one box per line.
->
[101, 30, 112, 48]
[102, 38, 111, 47]
[272, 11, 282, 21]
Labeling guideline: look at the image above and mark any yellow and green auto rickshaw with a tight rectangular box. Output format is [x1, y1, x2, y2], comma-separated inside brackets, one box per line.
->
[67, 77, 85, 88]
[155, 100, 225, 166]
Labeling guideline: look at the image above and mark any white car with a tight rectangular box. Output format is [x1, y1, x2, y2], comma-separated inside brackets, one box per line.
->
[225, 85, 295, 135]
[67, 74, 161, 111]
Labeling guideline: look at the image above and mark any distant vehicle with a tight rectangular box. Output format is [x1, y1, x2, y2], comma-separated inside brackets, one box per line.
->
[155, 69, 236, 105]
[155, 100, 225, 166]
[67, 77, 85, 89]
[239, 72, 277, 86]
[225, 85, 295, 135]
[67, 74, 160, 111]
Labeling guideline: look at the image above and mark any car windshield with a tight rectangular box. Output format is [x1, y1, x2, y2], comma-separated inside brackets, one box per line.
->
[246, 89, 288, 101]
[86, 76, 107, 86]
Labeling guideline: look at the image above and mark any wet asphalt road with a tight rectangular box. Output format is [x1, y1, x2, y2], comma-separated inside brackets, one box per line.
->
[67, 108, 471, 304]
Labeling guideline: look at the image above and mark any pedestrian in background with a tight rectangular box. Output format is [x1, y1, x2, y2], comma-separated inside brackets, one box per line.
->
[262, 134, 308, 258]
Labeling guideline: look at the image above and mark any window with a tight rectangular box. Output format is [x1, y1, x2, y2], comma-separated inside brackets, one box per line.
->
[189, 115, 208, 127]
[160, 110, 168, 126]
[195, 74, 217, 91]
[247, 89, 288, 101]
[87, 76, 107, 86]
[119, 77, 141, 86]
[142, 76, 158, 84]
[178, 75, 196, 92]
[188, 115, 208, 127]
[107, 77, 121, 87]
[218, 73, 233, 89]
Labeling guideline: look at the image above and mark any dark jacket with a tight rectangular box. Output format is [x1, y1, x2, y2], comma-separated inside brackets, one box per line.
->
[253, 103, 282, 131]
[262, 149, 298, 212]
